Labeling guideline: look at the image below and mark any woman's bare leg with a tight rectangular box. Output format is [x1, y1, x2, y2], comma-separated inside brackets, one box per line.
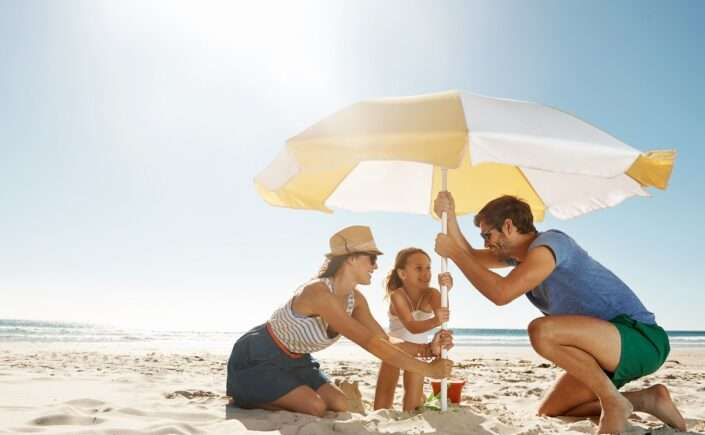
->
[264, 385, 328, 416]
[317, 383, 349, 412]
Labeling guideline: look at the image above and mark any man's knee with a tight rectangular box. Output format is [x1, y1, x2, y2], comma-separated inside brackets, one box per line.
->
[528, 317, 555, 353]
[536, 401, 560, 417]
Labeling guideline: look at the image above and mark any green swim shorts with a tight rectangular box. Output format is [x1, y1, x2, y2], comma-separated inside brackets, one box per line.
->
[608, 314, 670, 389]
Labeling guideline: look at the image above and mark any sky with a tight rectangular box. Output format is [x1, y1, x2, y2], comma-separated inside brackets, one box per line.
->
[1, 0, 704, 332]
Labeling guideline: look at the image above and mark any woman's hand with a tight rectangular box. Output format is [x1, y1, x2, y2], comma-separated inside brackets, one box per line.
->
[430, 329, 454, 355]
[438, 272, 453, 291]
[427, 358, 453, 379]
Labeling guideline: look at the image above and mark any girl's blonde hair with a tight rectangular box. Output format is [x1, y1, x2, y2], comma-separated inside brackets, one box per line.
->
[384, 247, 430, 298]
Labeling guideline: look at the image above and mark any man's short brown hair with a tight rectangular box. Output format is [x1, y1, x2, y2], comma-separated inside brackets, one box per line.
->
[473, 195, 537, 234]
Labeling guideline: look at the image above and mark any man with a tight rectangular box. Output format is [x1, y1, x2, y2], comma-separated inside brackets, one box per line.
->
[433, 191, 685, 434]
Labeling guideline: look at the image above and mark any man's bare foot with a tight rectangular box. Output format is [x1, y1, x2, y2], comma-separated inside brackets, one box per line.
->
[630, 384, 686, 431]
[597, 394, 633, 434]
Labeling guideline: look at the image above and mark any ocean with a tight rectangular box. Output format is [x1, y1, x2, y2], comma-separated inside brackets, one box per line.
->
[2, 319, 705, 350]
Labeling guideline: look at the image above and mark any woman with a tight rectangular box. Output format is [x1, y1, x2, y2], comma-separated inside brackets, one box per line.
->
[227, 225, 453, 416]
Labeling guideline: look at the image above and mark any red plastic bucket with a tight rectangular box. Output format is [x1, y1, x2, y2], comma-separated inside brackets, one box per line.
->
[431, 379, 466, 404]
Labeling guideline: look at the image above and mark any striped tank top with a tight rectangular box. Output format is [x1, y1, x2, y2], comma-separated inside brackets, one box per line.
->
[268, 278, 355, 354]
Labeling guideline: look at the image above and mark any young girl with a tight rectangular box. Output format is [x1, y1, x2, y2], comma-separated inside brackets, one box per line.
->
[373, 247, 453, 411]
[227, 227, 453, 416]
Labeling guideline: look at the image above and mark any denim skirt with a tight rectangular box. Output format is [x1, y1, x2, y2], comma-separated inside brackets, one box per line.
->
[226, 323, 329, 408]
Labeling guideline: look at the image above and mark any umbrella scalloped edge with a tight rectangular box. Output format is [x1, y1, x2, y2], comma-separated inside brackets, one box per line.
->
[626, 150, 676, 190]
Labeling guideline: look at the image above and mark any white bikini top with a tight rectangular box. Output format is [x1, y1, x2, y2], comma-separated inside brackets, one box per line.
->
[387, 289, 440, 344]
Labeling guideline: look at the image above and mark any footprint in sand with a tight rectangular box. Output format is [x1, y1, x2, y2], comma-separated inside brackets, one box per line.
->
[117, 407, 147, 416]
[164, 390, 220, 400]
[30, 415, 105, 426]
[65, 398, 107, 407]
[525, 387, 543, 397]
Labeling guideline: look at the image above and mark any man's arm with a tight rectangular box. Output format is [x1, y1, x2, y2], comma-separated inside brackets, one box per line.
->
[436, 191, 508, 269]
[436, 234, 556, 305]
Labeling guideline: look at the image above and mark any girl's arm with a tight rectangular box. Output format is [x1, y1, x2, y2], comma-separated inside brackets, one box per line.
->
[427, 289, 450, 325]
[303, 283, 452, 378]
[390, 289, 446, 334]
[352, 290, 439, 359]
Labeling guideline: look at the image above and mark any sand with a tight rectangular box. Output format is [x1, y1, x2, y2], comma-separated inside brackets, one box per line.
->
[1, 342, 703, 434]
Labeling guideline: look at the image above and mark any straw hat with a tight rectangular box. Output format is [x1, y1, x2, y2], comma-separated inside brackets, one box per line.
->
[325, 225, 383, 258]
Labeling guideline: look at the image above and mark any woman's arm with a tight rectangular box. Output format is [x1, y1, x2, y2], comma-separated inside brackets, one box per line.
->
[304, 284, 451, 378]
[350, 289, 388, 338]
[353, 290, 441, 359]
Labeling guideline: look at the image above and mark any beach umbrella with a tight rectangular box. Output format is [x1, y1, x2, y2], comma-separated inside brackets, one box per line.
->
[253, 90, 675, 410]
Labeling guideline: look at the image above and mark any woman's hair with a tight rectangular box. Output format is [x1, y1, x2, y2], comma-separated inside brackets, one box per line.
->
[317, 255, 350, 278]
[384, 247, 430, 298]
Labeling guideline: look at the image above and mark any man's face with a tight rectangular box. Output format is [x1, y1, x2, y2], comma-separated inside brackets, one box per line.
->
[479, 221, 511, 261]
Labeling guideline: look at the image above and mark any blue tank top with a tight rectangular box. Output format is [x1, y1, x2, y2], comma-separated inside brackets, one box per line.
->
[520, 230, 656, 325]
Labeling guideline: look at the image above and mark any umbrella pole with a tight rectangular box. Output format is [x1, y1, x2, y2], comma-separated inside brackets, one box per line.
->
[440, 168, 449, 412]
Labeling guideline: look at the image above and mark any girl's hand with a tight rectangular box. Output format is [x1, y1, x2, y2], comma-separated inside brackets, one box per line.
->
[438, 272, 453, 291]
[434, 307, 449, 325]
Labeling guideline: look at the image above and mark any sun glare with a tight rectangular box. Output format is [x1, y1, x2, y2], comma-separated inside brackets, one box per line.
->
[158, 1, 333, 90]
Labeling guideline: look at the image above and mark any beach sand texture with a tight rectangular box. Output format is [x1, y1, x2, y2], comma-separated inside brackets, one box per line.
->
[1, 344, 703, 435]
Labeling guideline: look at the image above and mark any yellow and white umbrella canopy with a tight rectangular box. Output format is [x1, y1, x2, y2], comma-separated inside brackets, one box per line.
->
[255, 91, 674, 221]
[254, 90, 674, 411]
